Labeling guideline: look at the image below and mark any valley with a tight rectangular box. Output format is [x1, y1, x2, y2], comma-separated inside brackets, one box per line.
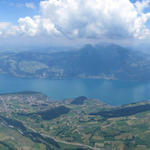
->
[1, 0, 150, 150]
[0, 92, 150, 150]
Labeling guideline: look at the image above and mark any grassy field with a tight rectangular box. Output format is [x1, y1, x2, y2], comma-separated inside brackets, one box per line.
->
[0, 92, 150, 150]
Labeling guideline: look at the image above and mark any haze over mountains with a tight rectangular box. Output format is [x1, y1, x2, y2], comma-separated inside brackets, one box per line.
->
[0, 44, 150, 81]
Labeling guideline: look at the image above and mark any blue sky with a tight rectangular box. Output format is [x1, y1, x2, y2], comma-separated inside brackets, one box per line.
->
[0, 0, 40, 23]
[0, 0, 150, 49]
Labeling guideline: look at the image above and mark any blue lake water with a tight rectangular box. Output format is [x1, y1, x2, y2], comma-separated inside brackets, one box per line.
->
[0, 74, 150, 105]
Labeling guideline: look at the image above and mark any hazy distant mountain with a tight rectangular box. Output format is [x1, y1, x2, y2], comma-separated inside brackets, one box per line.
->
[0, 44, 150, 81]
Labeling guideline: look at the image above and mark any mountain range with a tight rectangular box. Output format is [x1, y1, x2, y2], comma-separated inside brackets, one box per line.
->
[0, 44, 150, 81]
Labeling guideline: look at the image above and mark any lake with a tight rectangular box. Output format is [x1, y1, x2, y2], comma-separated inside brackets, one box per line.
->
[0, 74, 150, 105]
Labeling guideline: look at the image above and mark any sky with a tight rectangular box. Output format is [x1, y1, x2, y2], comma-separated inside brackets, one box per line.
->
[0, 0, 150, 50]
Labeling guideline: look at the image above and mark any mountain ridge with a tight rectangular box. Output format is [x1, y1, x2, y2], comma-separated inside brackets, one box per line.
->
[0, 44, 150, 81]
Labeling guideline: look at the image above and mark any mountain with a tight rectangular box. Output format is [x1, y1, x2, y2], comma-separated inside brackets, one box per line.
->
[0, 92, 150, 149]
[0, 44, 150, 80]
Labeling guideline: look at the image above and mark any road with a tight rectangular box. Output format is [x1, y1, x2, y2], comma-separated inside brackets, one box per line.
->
[23, 122, 101, 150]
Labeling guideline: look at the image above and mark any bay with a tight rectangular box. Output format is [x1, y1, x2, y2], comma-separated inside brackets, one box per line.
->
[0, 74, 150, 105]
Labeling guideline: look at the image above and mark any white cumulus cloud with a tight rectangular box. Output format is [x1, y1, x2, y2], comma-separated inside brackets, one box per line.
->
[18, 16, 60, 36]
[38, 0, 150, 39]
[1, 0, 150, 42]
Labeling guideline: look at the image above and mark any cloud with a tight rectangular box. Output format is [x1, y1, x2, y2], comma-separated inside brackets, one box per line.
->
[0, 22, 20, 37]
[18, 16, 60, 36]
[135, 0, 150, 13]
[0, 22, 9, 30]
[1, 0, 150, 43]
[0, 22, 11, 35]
[25, 3, 36, 9]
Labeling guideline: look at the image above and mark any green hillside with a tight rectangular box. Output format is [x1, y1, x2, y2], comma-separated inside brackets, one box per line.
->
[0, 92, 150, 149]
